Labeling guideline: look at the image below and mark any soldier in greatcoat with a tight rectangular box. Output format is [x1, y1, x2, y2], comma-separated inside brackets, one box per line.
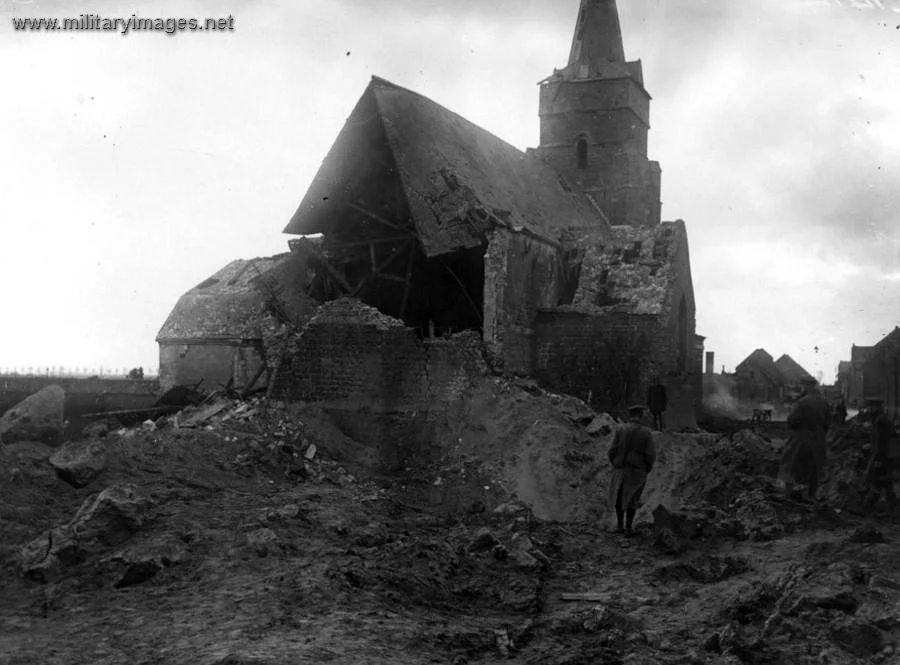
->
[608, 405, 656, 536]
[778, 378, 831, 502]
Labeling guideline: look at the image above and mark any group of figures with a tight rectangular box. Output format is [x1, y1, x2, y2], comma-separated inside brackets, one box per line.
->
[603, 378, 900, 536]
[778, 378, 899, 514]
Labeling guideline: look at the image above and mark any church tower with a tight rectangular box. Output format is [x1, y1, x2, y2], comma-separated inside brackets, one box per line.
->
[536, 0, 661, 227]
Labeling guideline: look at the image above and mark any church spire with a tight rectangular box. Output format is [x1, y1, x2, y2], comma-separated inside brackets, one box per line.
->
[567, 0, 625, 76]
[536, 0, 661, 226]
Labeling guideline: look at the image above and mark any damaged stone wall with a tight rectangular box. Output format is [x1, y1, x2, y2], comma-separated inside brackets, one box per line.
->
[158, 342, 265, 393]
[534, 309, 666, 414]
[531, 221, 699, 425]
[271, 298, 489, 470]
[483, 229, 563, 377]
[571, 225, 676, 316]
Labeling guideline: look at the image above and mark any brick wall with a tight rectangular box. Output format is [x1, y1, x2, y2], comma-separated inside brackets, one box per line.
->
[534, 309, 698, 426]
[534, 310, 663, 411]
[271, 301, 489, 469]
[483, 228, 563, 377]
[273, 324, 485, 411]
[158, 341, 265, 392]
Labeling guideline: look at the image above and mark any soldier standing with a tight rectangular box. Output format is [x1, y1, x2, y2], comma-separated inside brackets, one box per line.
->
[647, 379, 668, 431]
[778, 378, 831, 502]
[608, 405, 656, 536]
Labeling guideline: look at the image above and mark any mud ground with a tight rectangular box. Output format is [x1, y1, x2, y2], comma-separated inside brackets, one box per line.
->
[1, 383, 898, 665]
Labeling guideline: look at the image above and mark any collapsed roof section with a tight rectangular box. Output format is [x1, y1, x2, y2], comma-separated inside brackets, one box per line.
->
[283, 76, 610, 257]
[156, 253, 316, 343]
[561, 220, 692, 316]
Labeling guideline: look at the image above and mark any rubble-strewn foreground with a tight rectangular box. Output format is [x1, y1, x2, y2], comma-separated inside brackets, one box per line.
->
[1, 377, 898, 665]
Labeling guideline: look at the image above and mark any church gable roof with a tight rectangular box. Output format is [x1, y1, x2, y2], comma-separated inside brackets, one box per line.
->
[283, 76, 609, 256]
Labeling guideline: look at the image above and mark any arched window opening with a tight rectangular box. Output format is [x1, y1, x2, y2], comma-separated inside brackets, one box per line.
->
[576, 139, 588, 169]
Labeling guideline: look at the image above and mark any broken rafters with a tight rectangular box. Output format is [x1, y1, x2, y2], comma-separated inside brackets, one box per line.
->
[351, 239, 414, 298]
[345, 202, 415, 236]
[291, 238, 353, 294]
[437, 257, 483, 324]
[325, 235, 409, 250]
[376, 273, 407, 284]
[398, 243, 416, 319]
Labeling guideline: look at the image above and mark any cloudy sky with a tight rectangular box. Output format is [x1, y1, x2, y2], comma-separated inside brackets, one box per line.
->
[2, 0, 898, 380]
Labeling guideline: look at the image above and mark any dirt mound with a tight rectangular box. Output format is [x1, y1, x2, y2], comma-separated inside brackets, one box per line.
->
[3, 387, 900, 665]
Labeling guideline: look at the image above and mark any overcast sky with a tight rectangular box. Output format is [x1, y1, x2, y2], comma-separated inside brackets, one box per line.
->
[2, 0, 898, 380]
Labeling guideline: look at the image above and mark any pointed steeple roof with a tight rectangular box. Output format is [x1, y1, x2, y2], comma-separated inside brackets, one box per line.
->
[567, 0, 625, 77]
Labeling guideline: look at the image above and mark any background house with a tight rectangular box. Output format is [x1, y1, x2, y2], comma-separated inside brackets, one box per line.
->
[775, 354, 815, 386]
[847, 344, 875, 408]
[837, 360, 851, 401]
[734, 349, 785, 404]
[863, 327, 900, 418]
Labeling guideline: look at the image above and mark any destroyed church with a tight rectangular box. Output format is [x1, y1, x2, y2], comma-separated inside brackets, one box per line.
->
[158, 0, 703, 430]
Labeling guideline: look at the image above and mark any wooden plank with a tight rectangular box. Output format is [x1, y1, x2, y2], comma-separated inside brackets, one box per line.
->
[561, 592, 613, 602]
[436, 257, 483, 324]
[398, 244, 416, 318]
[326, 236, 408, 250]
[376, 273, 407, 284]
[241, 363, 268, 399]
[82, 406, 180, 420]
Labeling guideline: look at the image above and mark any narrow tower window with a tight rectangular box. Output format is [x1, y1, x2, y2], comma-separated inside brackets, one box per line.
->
[576, 139, 588, 169]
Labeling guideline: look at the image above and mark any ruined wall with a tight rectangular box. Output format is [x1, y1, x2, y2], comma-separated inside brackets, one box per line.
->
[483, 229, 563, 377]
[271, 300, 488, 470]
[158, 342, 265, 392]
[534, 309, 665, 413]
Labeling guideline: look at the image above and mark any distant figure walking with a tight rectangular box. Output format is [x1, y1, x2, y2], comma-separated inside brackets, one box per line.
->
[778, 378, 831, 502]
[863, 398, 899, 516]
[608, 405, 656, 536]
[647, 379, 668, 431]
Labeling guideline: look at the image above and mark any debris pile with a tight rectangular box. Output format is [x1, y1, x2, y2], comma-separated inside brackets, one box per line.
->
[308, 297, 407, 330]
[1, 380, 899, 664]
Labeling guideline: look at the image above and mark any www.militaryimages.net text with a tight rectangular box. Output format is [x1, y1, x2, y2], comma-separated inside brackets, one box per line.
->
[11, 14, 235, 35]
